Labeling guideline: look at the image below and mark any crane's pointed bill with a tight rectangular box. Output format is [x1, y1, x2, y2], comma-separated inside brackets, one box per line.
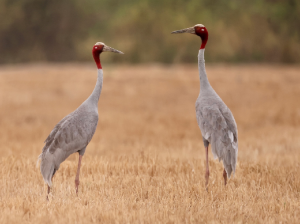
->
[103, 45, 124, 54]
[171, 27, 195, 34]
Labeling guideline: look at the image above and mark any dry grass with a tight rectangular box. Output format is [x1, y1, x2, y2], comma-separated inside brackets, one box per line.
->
[0, 63, 300, 223]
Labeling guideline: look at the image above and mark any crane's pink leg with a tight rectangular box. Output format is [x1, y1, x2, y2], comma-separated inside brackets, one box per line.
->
[47, 186, 50, 201]
[46, 175, 54, 201]
[223, 169, 227, 186]
[205, 146, 210, 190]
[75, 155, 83, 195]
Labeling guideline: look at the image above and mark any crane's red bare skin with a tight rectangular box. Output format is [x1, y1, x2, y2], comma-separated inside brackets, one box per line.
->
[92, 45, 104, 69]
[195, 26, 208, 49]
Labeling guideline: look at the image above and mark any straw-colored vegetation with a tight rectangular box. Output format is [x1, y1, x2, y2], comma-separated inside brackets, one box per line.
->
[0, 64, 300, 223]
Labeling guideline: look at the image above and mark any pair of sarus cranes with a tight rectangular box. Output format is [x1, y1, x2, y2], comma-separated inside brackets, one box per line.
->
[38, 24, 238, 198]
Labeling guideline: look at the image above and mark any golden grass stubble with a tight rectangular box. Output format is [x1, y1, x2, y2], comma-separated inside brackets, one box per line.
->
[0, 64, 300, 223]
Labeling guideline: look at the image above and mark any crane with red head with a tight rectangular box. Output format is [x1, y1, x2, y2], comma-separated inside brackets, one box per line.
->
[38, 42, 123, 199]
[172, 24, 238, 190]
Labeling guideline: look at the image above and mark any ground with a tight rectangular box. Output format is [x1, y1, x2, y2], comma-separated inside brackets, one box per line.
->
[0, 64, 299, 223]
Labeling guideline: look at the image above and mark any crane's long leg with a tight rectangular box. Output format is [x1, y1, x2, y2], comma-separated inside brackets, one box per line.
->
[47, 186, 50, 201]
[223, 168, 227, 186]
[205, 146, 209, 190]
[75, 155, 83, 195]
[46, 175, 54, 201]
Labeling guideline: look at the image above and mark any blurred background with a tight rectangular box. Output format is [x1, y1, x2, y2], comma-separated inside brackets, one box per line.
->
[0, 0, 299, 64]
[1, 1, 300, 222]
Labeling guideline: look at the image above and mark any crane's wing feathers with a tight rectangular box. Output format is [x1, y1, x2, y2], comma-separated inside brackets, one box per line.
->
[42, 110, 98, 157]
[196, 103, 238, 178]
[43, 114, 72, 152]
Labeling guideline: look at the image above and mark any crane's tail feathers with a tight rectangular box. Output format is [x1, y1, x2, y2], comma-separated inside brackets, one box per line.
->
[40, 152, 55, 187]
[211, 132, 238, 179]
[40, 161, 54, 187]
[224, 162, 234, 178]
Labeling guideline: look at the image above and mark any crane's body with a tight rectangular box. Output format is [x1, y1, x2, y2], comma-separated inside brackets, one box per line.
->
[39, 69, 102, 187]
[38, 42, 123, 198]
[172, 25, 238, 188]
[196, 49, 238, 180]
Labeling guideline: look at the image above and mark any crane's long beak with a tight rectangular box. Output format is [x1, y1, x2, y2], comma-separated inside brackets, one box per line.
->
[103, 45, 124, 54]
[171, 27, 195, 34]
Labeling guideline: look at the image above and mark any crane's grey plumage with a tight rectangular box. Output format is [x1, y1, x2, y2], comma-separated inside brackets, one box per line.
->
[172, 24, 238, 187]
[196, 49, 238, 178]
[38, 42, 123, 197]
[38, 70, 102, 187]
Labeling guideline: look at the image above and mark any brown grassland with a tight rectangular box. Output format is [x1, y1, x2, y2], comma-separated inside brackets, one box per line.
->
[0, 64, 300, 223]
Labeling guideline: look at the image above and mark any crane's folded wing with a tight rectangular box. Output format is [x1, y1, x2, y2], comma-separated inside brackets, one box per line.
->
[43, 111, 98, 156]
[196, 104, 238, 177]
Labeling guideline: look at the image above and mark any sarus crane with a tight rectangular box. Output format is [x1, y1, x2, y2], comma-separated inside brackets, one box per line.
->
[38, 42, 123, 198]
[172, 24, 238, 188]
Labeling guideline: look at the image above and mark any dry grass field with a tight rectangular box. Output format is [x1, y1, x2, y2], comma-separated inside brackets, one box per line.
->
[0, 63, 300, 223]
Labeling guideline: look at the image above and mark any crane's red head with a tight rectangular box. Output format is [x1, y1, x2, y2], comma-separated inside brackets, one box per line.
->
[171, 24, 208, 49]
[92, 42, 124, 69]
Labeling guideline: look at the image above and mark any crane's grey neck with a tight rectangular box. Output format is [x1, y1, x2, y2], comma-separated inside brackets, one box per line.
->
[88, 69, 103, 104]
[198, 49, 211, 90]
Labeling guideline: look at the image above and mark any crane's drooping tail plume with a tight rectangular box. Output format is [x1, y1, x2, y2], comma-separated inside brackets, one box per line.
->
[38, 152, 55, 187]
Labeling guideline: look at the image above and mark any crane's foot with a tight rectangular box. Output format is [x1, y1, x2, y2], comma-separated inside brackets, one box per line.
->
[205, 170, 210, 191]
[223, 169, 227, 186]
[75, 179, 80, 195]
